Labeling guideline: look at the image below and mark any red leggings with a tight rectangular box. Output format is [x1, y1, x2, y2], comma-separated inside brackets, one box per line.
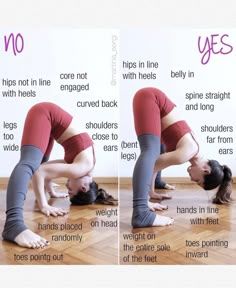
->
[133, 87, 175, 137]
[21, 102, 72, 157]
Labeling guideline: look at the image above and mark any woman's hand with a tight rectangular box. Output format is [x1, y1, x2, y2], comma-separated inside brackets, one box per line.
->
[40, 205, 68, 217]
[148, 201, 168, 211]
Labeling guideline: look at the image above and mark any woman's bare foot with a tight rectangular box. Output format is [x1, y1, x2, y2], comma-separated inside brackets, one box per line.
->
[14, 229, 50, 248]
[155, 182, 176, 190]
[45, 181, 68, 198]
[152, 215, 174, 226]
[51, 182, 59, 187]
[148, 201, 168, 211]
[149, 191, 172, 200]
[164, 183, 175, 190]
[49, 191, 68, 198]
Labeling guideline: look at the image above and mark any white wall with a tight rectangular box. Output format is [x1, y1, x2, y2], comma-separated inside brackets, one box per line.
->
[1, 29, 236, 178]
[120, 30, 236, 177]
[0, 29, 119, 177]
[1, 0, 236, 285]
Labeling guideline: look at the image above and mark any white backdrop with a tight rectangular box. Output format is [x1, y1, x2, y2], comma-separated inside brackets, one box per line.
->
[1, 29, 235, 178]
[120, 29, 236, 177]
[0, 29, 119, 177]
[1, 0, 236, 286]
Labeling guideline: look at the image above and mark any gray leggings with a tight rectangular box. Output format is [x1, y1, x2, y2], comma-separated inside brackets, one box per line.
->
[155, 144, 166, 188]
[132, 134, 160, 227]
[2, 145, 43, 242]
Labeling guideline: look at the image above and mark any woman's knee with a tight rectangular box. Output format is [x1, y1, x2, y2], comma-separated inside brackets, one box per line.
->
[138, 134, 160, 157]
[19, 145, 43, 173]
[17, 160, 40, 175]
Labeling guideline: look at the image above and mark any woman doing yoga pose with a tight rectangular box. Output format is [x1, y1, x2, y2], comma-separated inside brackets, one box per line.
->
[2, 102, 116, 248]
[132, 87, 232, 228]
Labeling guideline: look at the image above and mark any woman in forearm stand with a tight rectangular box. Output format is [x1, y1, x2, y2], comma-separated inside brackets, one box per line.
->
[132, 87, 232, 228]
[2, 102, 97, 248]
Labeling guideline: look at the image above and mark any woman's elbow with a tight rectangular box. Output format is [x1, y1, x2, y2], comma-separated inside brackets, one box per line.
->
[34, 165, 46, 178]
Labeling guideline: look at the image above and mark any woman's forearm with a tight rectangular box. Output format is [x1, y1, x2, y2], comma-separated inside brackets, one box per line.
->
[150, 151, 184, 193]
[32, 170, 48, 209]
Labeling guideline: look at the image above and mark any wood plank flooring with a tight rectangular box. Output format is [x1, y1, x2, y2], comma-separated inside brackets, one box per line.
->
[120, 183, 236, 265]
[1, 182, 235, 265]
[0, 183, 118, 265]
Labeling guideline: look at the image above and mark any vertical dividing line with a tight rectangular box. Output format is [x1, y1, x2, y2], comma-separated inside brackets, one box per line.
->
[117, 30, 120, 266]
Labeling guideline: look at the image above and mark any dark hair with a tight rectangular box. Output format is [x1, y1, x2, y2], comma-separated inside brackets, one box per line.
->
[204, 160, 233, 204]
[70, 181, 118, 205]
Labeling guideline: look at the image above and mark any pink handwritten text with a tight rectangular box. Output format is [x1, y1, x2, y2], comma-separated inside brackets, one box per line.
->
[4, 33, 24, 56]
[198, 34, 233, 65]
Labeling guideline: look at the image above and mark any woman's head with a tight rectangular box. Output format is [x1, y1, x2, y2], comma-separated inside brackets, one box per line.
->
[188, 159, 233, 204]
[66, 175, 93, 196]
[68, 180, 118, 206]
[187, 161, 211, 187]
[69, 181, 99, 205]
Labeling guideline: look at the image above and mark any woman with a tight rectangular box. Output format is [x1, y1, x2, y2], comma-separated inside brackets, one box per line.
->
[2, 102, 116, 249]
[154, 143, 175, 191]
[132, 87, 233, 228]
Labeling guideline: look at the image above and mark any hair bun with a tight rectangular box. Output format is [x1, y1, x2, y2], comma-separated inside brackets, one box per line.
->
[222, 165, 232, 181]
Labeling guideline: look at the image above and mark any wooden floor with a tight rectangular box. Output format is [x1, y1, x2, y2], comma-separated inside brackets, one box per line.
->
[1, 182, 236, 265]
[0, 183, 118, 265]
[120, 183, 236, 265]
